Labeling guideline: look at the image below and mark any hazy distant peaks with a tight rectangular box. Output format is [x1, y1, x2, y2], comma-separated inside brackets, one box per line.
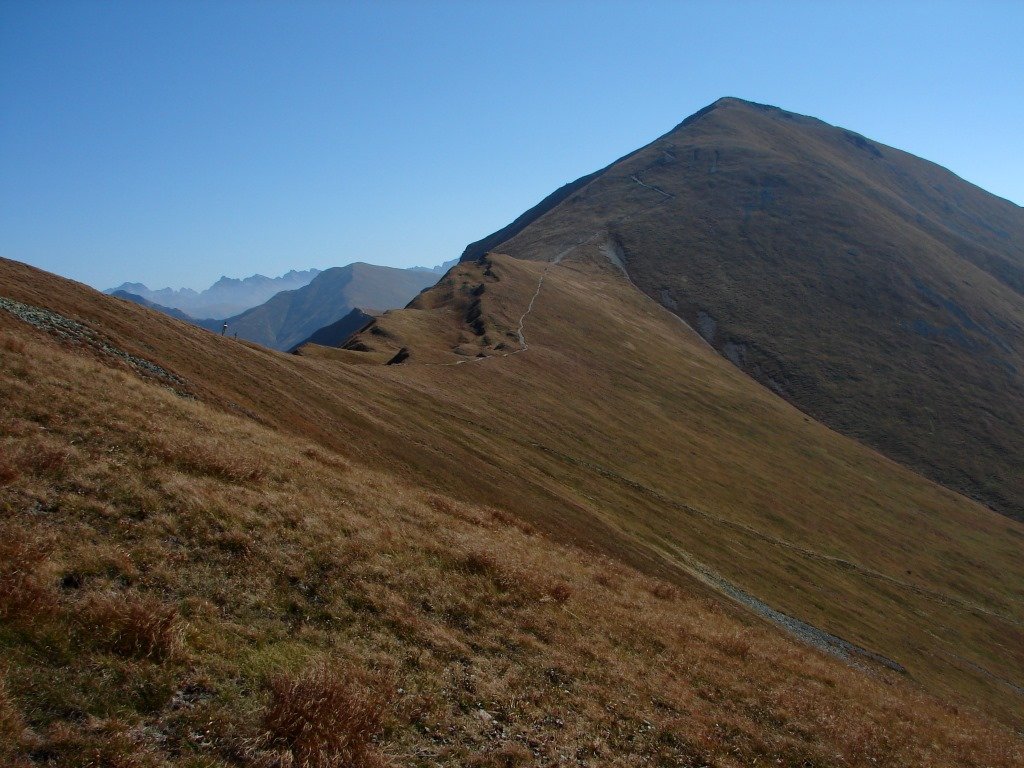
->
[408, 258, 459, 274]
[207, 269, 321, 292]
[106, 268, 323, 319]
[107, 259, 457, 320]
[110, 268, 321, 300]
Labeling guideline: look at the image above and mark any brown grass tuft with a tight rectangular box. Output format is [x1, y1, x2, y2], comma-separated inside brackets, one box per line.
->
[214, 528, 255, 555]
[546, 582, 573, 604]
[0, 677, 29, 766]
[592, 569, 620, 591]
[0, 523, 57, 625]
[149, 436, 267, 482]
[459, 550, 499, 576]
[76, 592, 181, 660]
[645, 580, 679, 601]
[490, 509, 534, 536]
[3, 440, 70, 477]
[36, 719, 159, 768]
[301, 446, 350, 471]
[714, 630, 752, 659]
[260, 661, 389, 768]
[0, 447, 19, 486]
[1, 334, 25, 354]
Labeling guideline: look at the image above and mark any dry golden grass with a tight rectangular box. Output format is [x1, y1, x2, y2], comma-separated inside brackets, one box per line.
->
[27, 718, 161, 768]
[3, 256, 1020, 727]
[75, 592, 182, 661]
[0, 291, 1022, 766]
[0, 521, 57, 626]
[0, 678, 32, 768]
[256, 661, 389, 768]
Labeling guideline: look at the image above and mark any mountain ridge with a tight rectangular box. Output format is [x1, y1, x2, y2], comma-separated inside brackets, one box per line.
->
[221, 262, 438, 350]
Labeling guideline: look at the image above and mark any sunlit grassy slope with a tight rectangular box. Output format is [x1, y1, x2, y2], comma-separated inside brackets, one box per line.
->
[1, 251, 1022, 764]
[341, 250, 1024, 726]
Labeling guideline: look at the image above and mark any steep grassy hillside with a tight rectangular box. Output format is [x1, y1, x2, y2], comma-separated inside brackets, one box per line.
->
[463, 97, 1024, 521]
[2, 261, 1022, 766]
[224, 263, 436, 350]
[3, 254, 1022, 735]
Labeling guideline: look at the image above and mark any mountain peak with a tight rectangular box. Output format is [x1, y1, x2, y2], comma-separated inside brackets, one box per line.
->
[456, 99, 1024, 521]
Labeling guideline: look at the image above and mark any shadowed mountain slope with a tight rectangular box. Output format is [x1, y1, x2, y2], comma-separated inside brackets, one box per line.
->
[461, 97, 1024, 520]
[289, 307, 379, 352]
[109, 290, 198, 324]
[222, 262, 437, 350]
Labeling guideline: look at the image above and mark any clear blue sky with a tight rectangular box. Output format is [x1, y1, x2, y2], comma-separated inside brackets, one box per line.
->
[2, 1, 1021, 291]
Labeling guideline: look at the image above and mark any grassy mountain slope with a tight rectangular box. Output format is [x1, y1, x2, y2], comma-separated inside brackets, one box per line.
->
[2, 298, 1021, 766]
[223, 263, 436, 350]
[3, 253, 1022, 737]
[464, 97, 1024, 521]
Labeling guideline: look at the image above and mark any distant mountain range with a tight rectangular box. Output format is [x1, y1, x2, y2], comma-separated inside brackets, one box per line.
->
[108, 269, 322, 319]
[107, 259, 457, 322]
[106, 258, 458, 350]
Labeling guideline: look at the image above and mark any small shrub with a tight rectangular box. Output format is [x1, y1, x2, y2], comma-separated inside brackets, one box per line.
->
[0, 678, 28, 764]
[0, 523, 57, 625]
[0, 447, 19, 486]
[1, 335, 26, 354]
[149, 437, 267, 483]
[715, 631, 752, 659]
[76, 592, 181, 660]
[548, 582, 573, 604]
[645, 580, 679, 601]
[261, 661, 388, 768]
[34, 719, 159, 768]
